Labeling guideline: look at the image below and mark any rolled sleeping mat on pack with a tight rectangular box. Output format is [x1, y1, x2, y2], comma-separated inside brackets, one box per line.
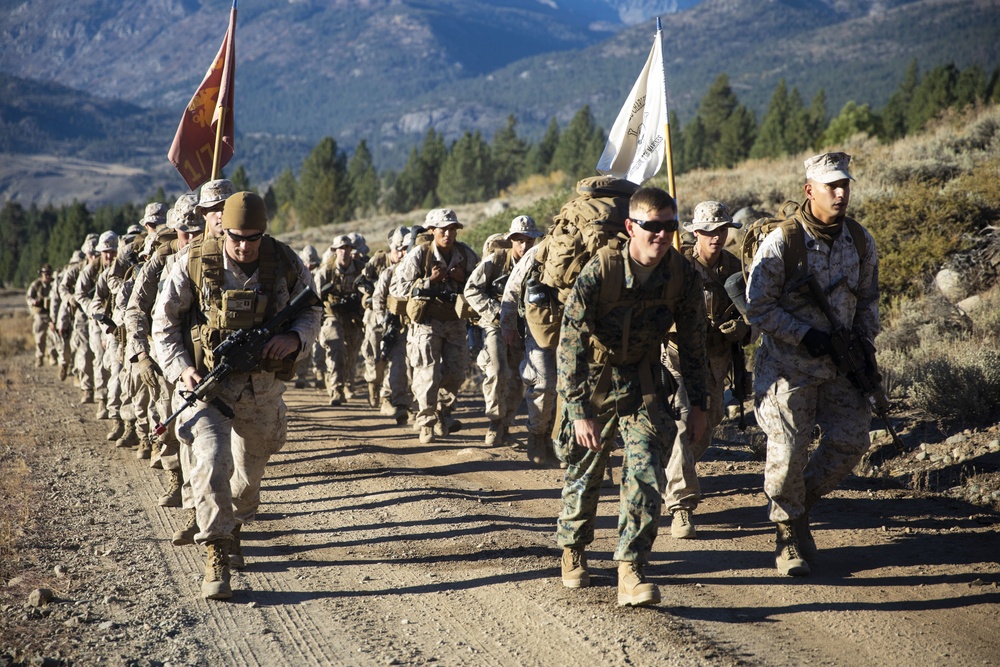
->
[725, 272, 749, 320]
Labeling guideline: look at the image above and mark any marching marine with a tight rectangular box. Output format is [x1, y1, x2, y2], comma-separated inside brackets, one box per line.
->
[152, 192, 321, 599]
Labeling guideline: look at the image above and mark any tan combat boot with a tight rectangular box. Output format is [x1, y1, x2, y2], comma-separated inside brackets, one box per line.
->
[202, 539, 232, 600]
[617, 561, 661, 607]
[419, 426, 435, 444]
[58, 364, 68, 381]
[80, 390, 93, 404]
[367, 382, 378, 408]
[379, 398, 395, 416]
[484, 420, 502, 447]
[229, 524, 244, 570]
[105, 418, 125, 442]
[775, 522, 810, 576]
[135, 434, 153, 460]
[114, 421, 140, 448]
[95, 401, 109, 420]
[158, 469, 182, 508]
[670, 509, 697, 539]
[792, 514, 817, 563]
[560, 547, 590, 589]
[172, 509, 198, 546]
[526, 433, 547, 465]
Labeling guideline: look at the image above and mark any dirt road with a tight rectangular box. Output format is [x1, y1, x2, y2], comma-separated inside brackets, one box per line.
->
[1, 346, 998, 666]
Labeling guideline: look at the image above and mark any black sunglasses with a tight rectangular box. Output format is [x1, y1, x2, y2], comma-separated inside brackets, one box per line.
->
[226, 230, 265, 243]
[631, 217, 679, 235]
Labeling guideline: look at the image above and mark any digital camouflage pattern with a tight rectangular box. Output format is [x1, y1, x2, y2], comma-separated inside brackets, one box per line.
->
[555, 241, 707, 562]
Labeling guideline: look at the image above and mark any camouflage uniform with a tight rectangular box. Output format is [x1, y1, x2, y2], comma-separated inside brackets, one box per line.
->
[372, 262, 412, 414]
[499, 244, 555, 449]
[152, 234, 321, 545]
[75, 253, 104, 403]
[25, 270, 54, 366]
[357, 249, 391, 404]
[664, 246, 744, 513]
[313, 240, 366, 404]
[746, 201, 879, 524]
[464, 247, 523, 436]
[390, 211, 479, 434]
[555, 241, 707, 563]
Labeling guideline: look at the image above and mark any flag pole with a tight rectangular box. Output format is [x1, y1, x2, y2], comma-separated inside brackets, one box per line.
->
[211, 106, 226, 181]
[656, 17, 681, 250]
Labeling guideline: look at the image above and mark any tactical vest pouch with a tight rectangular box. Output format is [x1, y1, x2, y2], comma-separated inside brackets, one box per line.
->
[387, 295, 407, 316]
[455, 293, 477, 321]
[220, 290, 261, 330]
[406, 296, 430, 324]
[426, 299, 459, 322]
[524, 300, 561, 349]
[260, 355, 296, 381]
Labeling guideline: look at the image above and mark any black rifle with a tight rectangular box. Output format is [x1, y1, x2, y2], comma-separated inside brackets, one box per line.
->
[154, 286, 320, 435]
[804, 276, 906, 452]
[490, 273, 510, 299]
[412, 287, 458, 303]
[378, 312, 402, 362]
[93, 313, 117, 333]
[731, 342, 750, 431]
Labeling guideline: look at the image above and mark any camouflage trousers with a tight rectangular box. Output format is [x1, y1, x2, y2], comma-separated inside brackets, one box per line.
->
[72, 315, 93, 391]
[104, 333, 123, 418]
[754, 355, 871, 523]
[176, 376, 287, 544]
[88, 321, 107, 400]
[361, 310, 385, 388]
[407, 319, 468, 428]
[477, 324, 523, 427]
[31, 315, 51, 364]
[319, 314, 362, 398]
[381, 328, 412, 408]
[663, 346, 730, 512]
[556, 403, 673, 563]
[520, 333, 557, 437]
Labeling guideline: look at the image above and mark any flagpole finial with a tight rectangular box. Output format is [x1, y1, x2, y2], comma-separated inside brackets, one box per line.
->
[656, 16, 661, 31]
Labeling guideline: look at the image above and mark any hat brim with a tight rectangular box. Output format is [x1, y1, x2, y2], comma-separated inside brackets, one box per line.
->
[506, 230, 543, 240]
[683, 221, 741, 233]
[811, 170, 855, 184]
[142, 217, 166, 226]
[427, 222, 463, 230]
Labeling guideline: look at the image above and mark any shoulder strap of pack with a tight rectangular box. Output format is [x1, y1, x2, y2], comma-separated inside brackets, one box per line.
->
[777, 218, 807, 279]
[597, 247, 625, 315]
[844, 217, 869, 263]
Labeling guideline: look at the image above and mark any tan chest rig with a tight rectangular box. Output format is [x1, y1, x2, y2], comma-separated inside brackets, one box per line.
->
[186, 235, 299, 379]
[321, 256, 365, 319]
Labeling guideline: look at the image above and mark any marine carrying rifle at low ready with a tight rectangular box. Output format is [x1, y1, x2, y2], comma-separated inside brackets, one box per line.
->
[154, 285, 321, 435]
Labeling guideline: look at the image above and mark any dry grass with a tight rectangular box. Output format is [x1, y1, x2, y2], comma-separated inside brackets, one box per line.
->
[0, 311, 32, 360]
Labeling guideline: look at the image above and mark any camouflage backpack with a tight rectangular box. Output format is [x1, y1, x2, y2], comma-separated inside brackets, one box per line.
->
[538, 175, 640, 303]
[729, 200, 869, 311]
[523, 176, 639, 348]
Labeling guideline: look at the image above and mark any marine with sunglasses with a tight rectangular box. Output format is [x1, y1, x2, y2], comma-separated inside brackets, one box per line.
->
[152, 191, 321, 600]
[554, 186, 708, 608]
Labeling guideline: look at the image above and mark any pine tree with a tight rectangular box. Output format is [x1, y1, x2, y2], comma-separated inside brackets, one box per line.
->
[230, 165, 252, 192]
[807, 90, 828, 151]
[437, 131, 495, 204]
[0, 201, 26, 286]
[524, 117, 560, 177]
[681, 116, 709, 172]
[821, 101, 879, 146]
[784, 87, 811, 154]
[907, 63, 958, 133]
[272, 168, 297, 209]
[666, 110, 685, 175]
[551, 105, 603, 179]
[491, 115, 528, 192]
[296, 137, 350, 228]
[392, 129, 447, 212]
[717, 106, 756, 168]
[49, 203, 93, 273]
[347, 139, 380, 217]
[881, 59, 919, 140]
[954, 64, 987, 108]
[751, 79, 790, 159]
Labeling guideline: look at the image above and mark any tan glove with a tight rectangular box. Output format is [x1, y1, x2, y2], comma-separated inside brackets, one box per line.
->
[135, 356, 162, 390]
[718, 318, 750, 343]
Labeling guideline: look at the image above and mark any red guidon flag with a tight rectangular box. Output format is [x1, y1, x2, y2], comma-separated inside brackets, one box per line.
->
[168, 0, 237, 190]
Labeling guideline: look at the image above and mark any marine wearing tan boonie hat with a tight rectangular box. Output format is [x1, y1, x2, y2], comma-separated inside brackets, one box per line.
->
[804, 151, 854, 183]
[141, 203, 168, 227]
[683, 201, 741, 234]
[506, 215, 543, 240]
[330, 235, 352, 250]
[424, 208, 463, 229]
[196, 179, 235, 214]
